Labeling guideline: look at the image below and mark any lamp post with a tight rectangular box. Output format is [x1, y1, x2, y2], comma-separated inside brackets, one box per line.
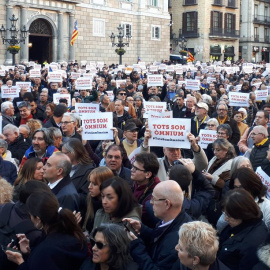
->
[178, 36, 187, 51]
[109, 24, 131, 65]
[0, 14, 28, 65]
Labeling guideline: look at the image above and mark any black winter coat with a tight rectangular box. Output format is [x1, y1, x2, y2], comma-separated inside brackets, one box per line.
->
[250, 139, 270, 171]
[8, 134, 31, 163]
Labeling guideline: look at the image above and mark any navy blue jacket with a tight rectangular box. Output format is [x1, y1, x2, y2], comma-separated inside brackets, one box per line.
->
[130, 210, 192, 270]
[0, 156, 17, 184]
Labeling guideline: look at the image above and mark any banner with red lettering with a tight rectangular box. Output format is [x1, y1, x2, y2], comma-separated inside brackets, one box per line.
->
[148, 118, 191, 148]
[255, 90, 268, 101]
[148, 111, 172, 119]
[198, 130, 217, 149]
[256, 167, 270, 199]
[81, 112, 113, 140]
[1, 86, 19, 98]
[53, 94, 71, 107]
[228, 92, 249, 107]
[185, 79, 200, 90]
[75, 77, 92, 90]
[75, 103, 99, 116]
[147, 75, 163, 87]
[143, 101, 167, 118]
[16, 81, 31, 92]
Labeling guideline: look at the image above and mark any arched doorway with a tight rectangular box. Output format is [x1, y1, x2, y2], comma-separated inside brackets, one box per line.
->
[29, 19, 53, 64]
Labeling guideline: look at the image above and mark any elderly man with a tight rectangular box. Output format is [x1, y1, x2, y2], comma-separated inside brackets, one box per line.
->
[1, 101, 15, 127]
[61, 113, 81, 141]
[20, 128, 59, 169]
[185, 96, 196, 118]
[49, 127, 63, 150]
[250, 125, 270, 171]
[43, 152, 80, 211]
[38, 91, 49, 110]
[104, 144, 131, 185]
[13, 87, 28, 113]
[125, 180, 192, 270]
[100, 95, 110, 112]
[191, 102, 210, 137]
[107, 89, 136, 118]
[2, 124, 31, 163]
[216, 103, 240, 145]
[14, 101, 33, 126]
[48, 82, 59, 97]
[238, 110, 270, 155]
[113, 99, 132, 130]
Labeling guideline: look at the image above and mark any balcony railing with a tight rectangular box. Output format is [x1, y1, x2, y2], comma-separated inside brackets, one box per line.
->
[183, 0, 197, 5]
[254, 35, 260, 42]
[254, 15, 270, 25]
[265, 36, 270, 42]
[179, 28, 200, 38]
[209, 28, 240, 38]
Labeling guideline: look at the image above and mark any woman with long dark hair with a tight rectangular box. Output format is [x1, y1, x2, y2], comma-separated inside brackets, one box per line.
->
[6, 192, 87, 269]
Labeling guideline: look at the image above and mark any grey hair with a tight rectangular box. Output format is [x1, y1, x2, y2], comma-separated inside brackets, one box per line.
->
[32, 128, 54, 146]
[230, 156, 252, 177]
[48, 127, 62, 138]
[18, 101, 31, 110]
[217, 124, 232, 138]
[216, 102, 228, 111]
[253, 125, 269, 137]
[42, 88, 49, 93]
[206, 118, 219, 127]
[54, 152, 72, 177]
[63, 113, 79, 123]
[19, 124, 31, 135]
[3, 124, 19, 134]
[0, 139, 8, 150]
[1, 101, 13, 114]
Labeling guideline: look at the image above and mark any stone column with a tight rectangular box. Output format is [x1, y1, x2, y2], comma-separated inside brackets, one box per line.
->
[68, 13, 75, 62]
[5, 5, 13, 65]
[20, 6, 28, 63]
[57, 12, 64, 62]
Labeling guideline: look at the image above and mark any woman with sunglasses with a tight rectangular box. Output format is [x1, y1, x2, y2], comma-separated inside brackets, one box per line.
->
[92, 176, 141, 230]
[80, 224, 138, 270]
[6, 191, 87, 269]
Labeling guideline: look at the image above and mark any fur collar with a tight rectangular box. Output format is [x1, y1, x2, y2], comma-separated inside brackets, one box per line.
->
[258, 244, 270, 267]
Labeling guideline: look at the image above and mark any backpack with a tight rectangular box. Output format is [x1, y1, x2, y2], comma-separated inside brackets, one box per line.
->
[0, 203, 36, 270]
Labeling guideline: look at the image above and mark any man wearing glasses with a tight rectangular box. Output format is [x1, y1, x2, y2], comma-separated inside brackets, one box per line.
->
[107, 89, 136, 118]
[250, 125, 269, 171]
[124, 180, 192, 270]
[61, 113, 81, 142]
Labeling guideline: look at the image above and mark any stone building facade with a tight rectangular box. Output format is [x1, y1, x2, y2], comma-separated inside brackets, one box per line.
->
[0, 0, 170, 65]
[169, 0, 240, 62]
[240, 0, 270, 63]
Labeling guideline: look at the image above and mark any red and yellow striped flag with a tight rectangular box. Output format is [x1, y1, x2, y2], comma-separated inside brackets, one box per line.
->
[70, 20, 78, 46]
[187, 50, 195, 62]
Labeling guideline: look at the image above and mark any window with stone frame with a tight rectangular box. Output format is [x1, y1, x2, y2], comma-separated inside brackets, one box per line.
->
[182, 12, 198, 33]
[224, 13, 235, 33]
[210, 11, 223, 32]
[121, 23, 132, 37]
[150, 0, 158, 7]
[93, 18, 105, 37]
[151, 25, 160, 40]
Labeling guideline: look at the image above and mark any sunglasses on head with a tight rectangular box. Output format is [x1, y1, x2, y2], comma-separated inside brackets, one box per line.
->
[90, 238, 108, 250]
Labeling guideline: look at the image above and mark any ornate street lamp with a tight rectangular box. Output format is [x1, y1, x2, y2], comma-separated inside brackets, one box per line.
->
[0, 14, 28, 65]
[110, 24, 131, 65]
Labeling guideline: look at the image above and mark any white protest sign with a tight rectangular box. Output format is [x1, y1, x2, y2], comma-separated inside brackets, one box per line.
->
[148, 118, 191, 148]
[116, 80, 126, 88]
[175, 68, 183, 74]
[148, 111, 172, 119]
[143, 101, 167, 118]
[0, 70, 5, 76]
[0, 116, 2, 133]
[128, 147, 141, 164]
[185, 79, 200, 90]
[75, 77, 92, 90]
[106, 91, 114, 102]
[70, 72, 81, 80]
[81, 112, 113, 140]
[256, 167, 270, 199]
[49, 64, 58, 71]
[255, 90, 268, 101]
[198, 130, 218, 149]
[158, 64, 166, 70]
[147, 75, 163, 87]
[207, 77, 216, 84]
[166, 65, 175, 72]
[75, 103, 99, 116]
[1, 86, 19, 98]
[34, 64, 41, 70]
[53, 93, 71, 107]
[177, 81, 186, 87]
[48, 72, 63, 83]
[29, 69, 41, 78]
[228, 92, 249, 107]
[235, 84, 242, 91]
[242, 66, 253, 74]
[16, 81, 31, 92]
[149, 65, 158, 72]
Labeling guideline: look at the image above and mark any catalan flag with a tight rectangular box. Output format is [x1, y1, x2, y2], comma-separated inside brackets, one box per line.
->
[187, 49, 195, 62]
[70, 20, 78, 46]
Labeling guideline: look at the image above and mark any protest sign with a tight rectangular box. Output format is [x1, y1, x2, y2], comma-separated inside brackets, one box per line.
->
[0, 116, 2, 133]
[70, 72, 81, 79]
[75, 77, 92, 90]
[29, 69, 41, 78]
[48, 71, 63, 83]
[148, 118, 191, 148]
[228, 92, 249, 107]
[81, 112, 113, 140]
[0, 70, 5, 76]
[147, 75, 163, 87]
[53, 93, 71, 107]
[177, 81, 186, 87]
[175, 68, 183, 74]
[1, 86, 19, 98]
[106, 90, 114, 102]
[148, 111, 172, 119]
[235, 84, 242, 91]
[166, 65, 175, 72]
[75, 103, 99, 116]
[16, 81, 31, 92]
[198, 130, 217, 149]
[242, 66, 253, 74]
[128, 147, 141, 164]
[115, 80, 126, 88]
[143, 101, 166, 118]
[149, 65, 158, 72]
[185, 79, 200, 90]
[256, 167, 270, 199]
[255, 89, 268, 101]
[49, 64, 58, 71]
[34, 64, 41, 70]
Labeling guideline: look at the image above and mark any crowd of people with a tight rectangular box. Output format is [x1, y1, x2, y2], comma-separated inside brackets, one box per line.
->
[0, 60, 270, 270]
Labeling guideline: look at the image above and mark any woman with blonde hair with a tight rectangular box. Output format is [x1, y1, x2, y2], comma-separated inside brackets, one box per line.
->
[0, 178, 13, 205]
[26, 119, 43, 137]
[83, 166, 114, 233]
[174, 221, 228, 270]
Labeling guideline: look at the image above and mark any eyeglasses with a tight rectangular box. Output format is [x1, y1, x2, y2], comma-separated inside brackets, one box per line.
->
[126, 130, 138, 133]
[217, 132, 227, 135]
[251, 133, 263, 136]
[207, 124, 216, 127]
[90, 238, 108, 250]
[60, 121, 74, 125]
[217, 109, 227, 111]
[131, 165, 146, 172]
[106, 155, 121, 160]
[150, 196, 167, 203]
[118, 93, 127, 96]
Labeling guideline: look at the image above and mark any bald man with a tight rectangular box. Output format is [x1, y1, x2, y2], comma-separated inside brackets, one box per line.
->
[125, 180, 192, 270]
[43, 152, 80, 211]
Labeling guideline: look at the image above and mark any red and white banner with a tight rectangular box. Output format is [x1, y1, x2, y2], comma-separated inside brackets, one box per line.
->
[75, 103, 99, 115]
[143, 101, 167, 118]
[185, 79, 200, 90]
[29, 69, 41, 78]
[53, 94, 71, 107]
[228, 92, 249, 107]
[198, 130, 218, 149]
[75, 77, 92, 90]
[147, 75, 163, 87]
[255, 90, 268, 101]
[1, 86, 19, 98]
[16, 81, 31, 92]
